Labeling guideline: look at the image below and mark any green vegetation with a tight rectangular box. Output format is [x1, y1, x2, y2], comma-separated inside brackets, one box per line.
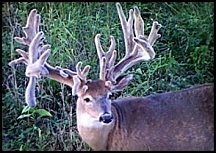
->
[2, 2, 214, 151]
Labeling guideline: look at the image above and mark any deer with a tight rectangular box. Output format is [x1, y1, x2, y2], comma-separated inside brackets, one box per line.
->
[9, 3, 214, 151]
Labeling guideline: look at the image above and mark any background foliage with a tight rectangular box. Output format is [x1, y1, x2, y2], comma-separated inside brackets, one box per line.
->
[2, 2, 214, 151]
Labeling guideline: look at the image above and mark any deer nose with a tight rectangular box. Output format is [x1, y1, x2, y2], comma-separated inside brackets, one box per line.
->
[99, 112, 113, 124]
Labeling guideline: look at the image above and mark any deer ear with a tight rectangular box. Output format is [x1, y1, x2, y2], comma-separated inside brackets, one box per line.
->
[111, 74, 133, 92]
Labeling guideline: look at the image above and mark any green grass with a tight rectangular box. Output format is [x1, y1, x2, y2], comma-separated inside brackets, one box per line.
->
[2, 2, 214, 151]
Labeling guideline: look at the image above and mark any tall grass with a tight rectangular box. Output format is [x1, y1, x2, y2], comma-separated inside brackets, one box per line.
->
[2, 2, 214, 151]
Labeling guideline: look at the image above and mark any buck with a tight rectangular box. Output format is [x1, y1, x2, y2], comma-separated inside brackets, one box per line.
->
[9, 3, 214, 151]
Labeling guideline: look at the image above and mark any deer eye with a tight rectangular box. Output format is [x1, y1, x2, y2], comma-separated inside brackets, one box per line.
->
[84, 98, 91, 103]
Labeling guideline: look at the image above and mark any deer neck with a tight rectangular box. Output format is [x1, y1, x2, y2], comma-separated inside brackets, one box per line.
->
[76, 106, 115, 150]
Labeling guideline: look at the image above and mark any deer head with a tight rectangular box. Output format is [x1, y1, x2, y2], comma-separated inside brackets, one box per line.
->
[74, 3, 161, 125]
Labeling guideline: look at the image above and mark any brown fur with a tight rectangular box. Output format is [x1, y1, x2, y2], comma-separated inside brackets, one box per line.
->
[85, 80, 108, 96]
[106, 83, 214, 150]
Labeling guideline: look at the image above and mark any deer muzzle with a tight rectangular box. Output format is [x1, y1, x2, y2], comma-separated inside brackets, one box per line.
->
[99, 112, 113, 124]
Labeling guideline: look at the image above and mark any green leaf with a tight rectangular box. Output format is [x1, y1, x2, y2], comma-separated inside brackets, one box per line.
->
[21, 106, 32, 114]
[135, 68, 142, 75]
[34, 109, 52, 117]
[17, 114, 32, 120]
[19, 145, 23, 151]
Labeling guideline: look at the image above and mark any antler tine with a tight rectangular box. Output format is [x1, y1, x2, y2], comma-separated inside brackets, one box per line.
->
[116, 3, 135, 57]
[133, 6, 144, 37]
[8, 48, 29, 66]
[95, 34, 106, 80]
[105, 50, 117, 84]
[72, 76, 81, 96]
[107, 36, 116, 55]
[82, 65, 91, 78]
[8, 57, 27, 66]
[95, 34, 117, 81]
[95, 34, 105, 59]
[99, 57, 107, 80]
[76, 62, 84, 80]
[40, 44, 51, 55]
[127, 9, 135, 50]
[14, 9, 40, 46]
[16, 49, 29, 59]
[148, 21, 162, 46]
[108, 50, 117, 69]
[106, 36, 116, 66]
[75, 62, 91, 83]
[64, 62, 91, 96]
[103, 36, 117, 69]
[28, 31, 44, 63]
